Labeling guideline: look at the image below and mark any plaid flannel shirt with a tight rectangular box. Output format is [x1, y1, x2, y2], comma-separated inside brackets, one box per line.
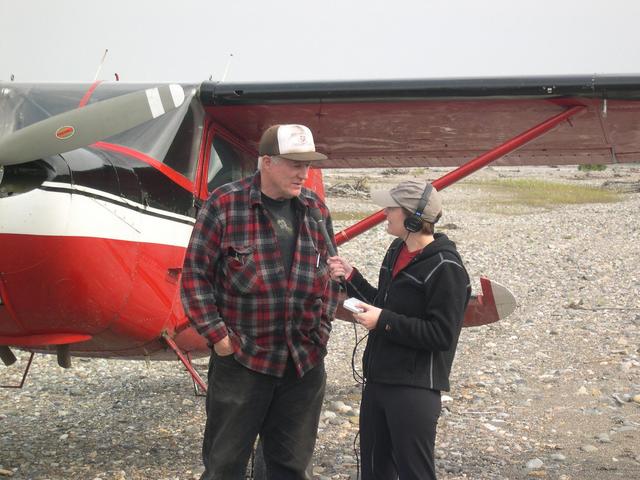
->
[180, 172, 340, 377]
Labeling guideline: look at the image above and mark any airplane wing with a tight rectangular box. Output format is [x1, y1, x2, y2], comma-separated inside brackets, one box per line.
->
[200, 74, 640, 167]
[200, 75, 639, 329]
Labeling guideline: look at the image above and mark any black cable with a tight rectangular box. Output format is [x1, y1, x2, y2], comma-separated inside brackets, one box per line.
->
[353, 429, 361, 480]
[334, 270, 370, 479]
[351, 324, 368, 385]
[350, 317, 368, 480]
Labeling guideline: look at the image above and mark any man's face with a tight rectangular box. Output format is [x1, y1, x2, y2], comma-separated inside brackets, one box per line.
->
[261, 156, 311, 199]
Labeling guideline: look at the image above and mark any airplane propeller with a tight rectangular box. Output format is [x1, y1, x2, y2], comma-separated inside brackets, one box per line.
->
[0, 84, 186, 166]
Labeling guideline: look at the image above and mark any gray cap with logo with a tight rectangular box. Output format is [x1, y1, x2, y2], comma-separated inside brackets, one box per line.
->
[371, 180, 442, 223]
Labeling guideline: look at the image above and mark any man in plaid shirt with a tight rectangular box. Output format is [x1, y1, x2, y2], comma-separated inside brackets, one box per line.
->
[181, 124, 340, 479]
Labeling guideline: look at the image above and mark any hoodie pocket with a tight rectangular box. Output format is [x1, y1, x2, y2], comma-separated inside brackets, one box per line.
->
[370, 338, 417, 380]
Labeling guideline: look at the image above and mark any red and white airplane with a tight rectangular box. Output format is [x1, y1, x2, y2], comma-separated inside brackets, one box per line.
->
[2, 75, 639, 388]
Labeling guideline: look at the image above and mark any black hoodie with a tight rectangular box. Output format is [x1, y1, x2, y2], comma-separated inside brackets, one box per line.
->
[347, 233, 470, 391]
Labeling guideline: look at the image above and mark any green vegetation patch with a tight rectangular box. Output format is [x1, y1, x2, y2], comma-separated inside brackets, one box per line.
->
[463, 178, 621, 214]
[578, 164, 607, 171]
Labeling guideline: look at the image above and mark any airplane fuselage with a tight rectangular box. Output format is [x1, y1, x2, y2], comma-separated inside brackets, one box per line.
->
[0, 82, 220, 359]
[0, 145, 206, 358]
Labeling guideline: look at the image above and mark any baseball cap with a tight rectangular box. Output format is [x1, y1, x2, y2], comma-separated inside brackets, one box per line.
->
[258, 124, 327, 161]
[371, 180, 442, 223]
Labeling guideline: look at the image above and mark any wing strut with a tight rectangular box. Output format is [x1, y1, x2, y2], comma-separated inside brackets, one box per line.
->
[334, 105, 586, 245]
[161, 332, 207, 394]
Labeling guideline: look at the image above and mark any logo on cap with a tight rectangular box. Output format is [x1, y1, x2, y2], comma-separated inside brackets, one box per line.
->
[278, 125, 314, 154]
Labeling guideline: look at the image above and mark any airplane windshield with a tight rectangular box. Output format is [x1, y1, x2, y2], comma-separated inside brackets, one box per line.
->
[0, 83, 200, 180]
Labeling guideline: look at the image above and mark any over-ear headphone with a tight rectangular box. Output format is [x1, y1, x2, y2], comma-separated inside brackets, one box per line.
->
[403, 183, 433, 233]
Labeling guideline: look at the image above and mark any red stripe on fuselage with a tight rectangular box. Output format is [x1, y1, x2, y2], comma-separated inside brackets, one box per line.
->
[93, 141, 195, 193]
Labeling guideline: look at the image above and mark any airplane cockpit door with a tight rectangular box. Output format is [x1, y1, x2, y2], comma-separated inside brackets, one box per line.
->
[195, 123, 257, 202]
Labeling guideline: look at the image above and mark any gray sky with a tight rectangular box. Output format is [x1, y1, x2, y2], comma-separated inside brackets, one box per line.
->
[1, 0, 639, 83]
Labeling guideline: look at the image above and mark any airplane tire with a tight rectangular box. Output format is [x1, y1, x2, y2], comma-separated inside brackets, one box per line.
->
[0, 346, 17, 366]
[57, 344, 71, 368]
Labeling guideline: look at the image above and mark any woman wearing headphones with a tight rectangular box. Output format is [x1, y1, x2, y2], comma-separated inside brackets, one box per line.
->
[328, 180, 471, 480]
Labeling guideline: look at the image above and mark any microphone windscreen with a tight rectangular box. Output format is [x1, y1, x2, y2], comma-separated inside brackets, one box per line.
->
[309, 208, 337, 257]
[309, 208, 323, 223]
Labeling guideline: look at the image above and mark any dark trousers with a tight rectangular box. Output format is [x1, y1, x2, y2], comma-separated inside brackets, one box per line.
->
[359, 383, 441, 480]
[201, 353, 326, 480]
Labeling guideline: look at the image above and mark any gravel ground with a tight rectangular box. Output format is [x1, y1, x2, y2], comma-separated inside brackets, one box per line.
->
[2, 165, 639, 479]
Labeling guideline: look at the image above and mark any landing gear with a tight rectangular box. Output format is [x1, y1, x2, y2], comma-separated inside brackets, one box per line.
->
[161, 332, 207, 394]
[1, 351, 34, 389]
[56, 344, 71, 368]
[0, 345, 16, 366]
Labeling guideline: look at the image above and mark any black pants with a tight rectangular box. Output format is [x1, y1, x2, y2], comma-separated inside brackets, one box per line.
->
[360, 383, 441, 480]
[201, 354, 326, 480]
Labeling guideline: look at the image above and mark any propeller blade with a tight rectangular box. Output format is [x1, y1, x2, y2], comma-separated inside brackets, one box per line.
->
[0, 84, 186, 166]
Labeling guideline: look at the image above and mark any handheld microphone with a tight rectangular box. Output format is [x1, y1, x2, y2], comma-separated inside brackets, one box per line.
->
[310, 208, 345, 290]
[309, 208, 337, 257]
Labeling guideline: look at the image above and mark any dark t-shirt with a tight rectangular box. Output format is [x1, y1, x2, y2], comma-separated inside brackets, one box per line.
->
[261, 193, 299, 277]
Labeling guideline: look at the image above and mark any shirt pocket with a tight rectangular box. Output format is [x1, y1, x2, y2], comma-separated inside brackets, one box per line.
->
[222, 245, 264, 294]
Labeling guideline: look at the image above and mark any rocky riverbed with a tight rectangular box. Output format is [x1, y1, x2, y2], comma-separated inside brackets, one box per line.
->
[1, 165, 639, 479]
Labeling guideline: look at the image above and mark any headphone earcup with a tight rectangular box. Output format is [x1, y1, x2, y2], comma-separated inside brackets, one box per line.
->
[403, 215, 422, 233]
[403, 183, 433, 234]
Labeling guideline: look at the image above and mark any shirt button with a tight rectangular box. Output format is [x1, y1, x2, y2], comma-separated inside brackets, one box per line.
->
[385, 324, 391, 332]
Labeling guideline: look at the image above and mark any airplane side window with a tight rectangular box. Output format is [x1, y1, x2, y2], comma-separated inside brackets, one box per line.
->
[207, 136, 252, 192]
[163, 107, 198, 181]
